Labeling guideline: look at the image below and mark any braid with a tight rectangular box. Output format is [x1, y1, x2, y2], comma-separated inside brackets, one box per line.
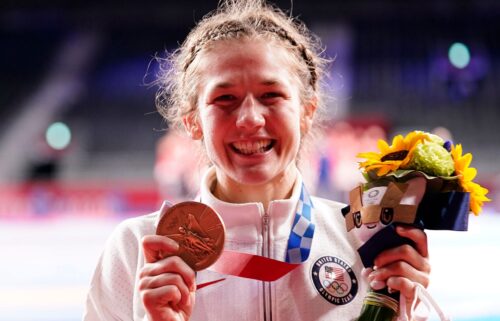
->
[182, 16, 319, 90]
[157, 0, 329, 132]
[183, 20, 248, 72]
[254, 18, 318, 90]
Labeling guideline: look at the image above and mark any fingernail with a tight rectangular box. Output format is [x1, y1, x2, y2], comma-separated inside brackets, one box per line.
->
[370, 280, 386, 290]
[361, 268, 372, 278]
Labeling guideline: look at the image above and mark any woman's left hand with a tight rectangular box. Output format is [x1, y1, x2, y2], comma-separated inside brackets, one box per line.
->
[367, 225, 431, 306]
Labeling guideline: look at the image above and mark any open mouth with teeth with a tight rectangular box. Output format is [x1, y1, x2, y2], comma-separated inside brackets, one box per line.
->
[231, 139, 275, 155]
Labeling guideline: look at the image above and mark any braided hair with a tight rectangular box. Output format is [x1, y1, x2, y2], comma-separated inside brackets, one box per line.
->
[156, 0, 328, 132]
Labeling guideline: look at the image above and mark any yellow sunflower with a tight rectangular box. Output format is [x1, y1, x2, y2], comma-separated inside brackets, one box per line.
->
[358, 131, 429, 176]
[451, 144, 490, 215]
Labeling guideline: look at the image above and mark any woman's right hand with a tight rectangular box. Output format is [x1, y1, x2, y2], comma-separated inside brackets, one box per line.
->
[140, 235, 196, 321]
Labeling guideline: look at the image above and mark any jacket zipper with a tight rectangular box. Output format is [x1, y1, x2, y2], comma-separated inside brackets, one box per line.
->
[262, 213, 273, 321]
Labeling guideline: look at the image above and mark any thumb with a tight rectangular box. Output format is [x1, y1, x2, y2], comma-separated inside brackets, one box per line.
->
[142, 235, 179, 263]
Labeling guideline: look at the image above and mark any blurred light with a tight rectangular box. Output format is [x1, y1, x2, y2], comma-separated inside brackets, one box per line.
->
[45, 122, 71, 150]
[448, 42, 470, 69]
[432, 126, 453, 142]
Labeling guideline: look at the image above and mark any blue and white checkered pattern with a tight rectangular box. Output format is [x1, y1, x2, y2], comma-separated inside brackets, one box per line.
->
[285, 184, 315, 263]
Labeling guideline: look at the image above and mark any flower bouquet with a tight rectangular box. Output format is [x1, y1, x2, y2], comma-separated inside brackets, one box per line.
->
[341, 130, 490, 321]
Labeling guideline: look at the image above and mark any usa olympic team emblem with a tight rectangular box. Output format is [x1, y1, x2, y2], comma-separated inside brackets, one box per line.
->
[311, 256, 358, 305]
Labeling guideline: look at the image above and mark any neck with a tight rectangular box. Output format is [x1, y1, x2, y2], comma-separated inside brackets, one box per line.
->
[212, 166, 298, 210]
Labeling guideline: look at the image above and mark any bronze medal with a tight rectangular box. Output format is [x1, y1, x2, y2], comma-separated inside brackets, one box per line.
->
[156, 201, 225, 271]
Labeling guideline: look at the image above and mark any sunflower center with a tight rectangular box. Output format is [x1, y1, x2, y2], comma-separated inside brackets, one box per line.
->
[381, 150, 409, 161]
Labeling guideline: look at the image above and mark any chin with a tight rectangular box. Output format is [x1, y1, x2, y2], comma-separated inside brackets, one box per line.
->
[235, 172, 272, 186]
[232, 166, 282, 185]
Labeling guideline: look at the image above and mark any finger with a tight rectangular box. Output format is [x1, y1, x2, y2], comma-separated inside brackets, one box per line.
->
[141, 284, 183, 312]
[361, 267, 373, 279]
[140, 256, 197, 291]
[396, 225, 429, 258]
[142, 235, 179, 263]
[139, 273, 192, 307]
[368, 260, 430, 289]
[385, 276, 418, 301]
[374, 243, 431, 273]
[369, 280, 387, 290]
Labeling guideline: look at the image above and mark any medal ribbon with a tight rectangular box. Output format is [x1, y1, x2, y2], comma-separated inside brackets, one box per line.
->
[285, 184, 315, 263]
[205, 183, 315, 283]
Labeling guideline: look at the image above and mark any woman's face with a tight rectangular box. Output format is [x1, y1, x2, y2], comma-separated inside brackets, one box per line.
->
[184, 38, 315, 190]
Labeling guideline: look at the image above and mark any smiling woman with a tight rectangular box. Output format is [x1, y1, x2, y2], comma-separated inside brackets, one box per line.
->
[189, 39, 312, 206]
[82, 1, 432, 320]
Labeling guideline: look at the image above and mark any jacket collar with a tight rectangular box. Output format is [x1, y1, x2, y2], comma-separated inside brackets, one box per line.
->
[199, 167, 303, 243]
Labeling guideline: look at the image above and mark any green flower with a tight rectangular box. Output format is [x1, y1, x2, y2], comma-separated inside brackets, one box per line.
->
[405, 142, 455, 177]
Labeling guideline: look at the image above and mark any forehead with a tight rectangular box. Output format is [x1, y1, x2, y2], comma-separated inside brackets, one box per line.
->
[194, 38, 300, 87]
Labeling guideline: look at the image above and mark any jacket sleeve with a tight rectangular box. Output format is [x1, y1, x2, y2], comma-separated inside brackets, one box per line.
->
[82, 220, 143, 321]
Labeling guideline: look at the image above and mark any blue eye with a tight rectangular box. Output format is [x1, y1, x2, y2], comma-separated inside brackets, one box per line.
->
[215, 94, 236, 101]
[212, 94, 238, 108]
[261, 92, 281, 99]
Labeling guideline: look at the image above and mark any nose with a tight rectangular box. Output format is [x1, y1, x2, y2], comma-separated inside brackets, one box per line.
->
[235, 95, 265, 131]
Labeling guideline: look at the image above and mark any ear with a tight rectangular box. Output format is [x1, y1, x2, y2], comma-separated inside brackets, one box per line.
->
[343, 185, 363, 231]
[300, 97, 317, 135]
[400, 177, 427, 205]
[381, 182, 408, 207]
[392, 177, 427, 224]
[182, 112, 203, 140]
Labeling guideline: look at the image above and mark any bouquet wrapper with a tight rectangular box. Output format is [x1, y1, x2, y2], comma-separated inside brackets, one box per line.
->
[416, 191, 470, 231]
[343, 130, 490, 321]
[342, 178, 470, 321]
[344, 182, 471, 269]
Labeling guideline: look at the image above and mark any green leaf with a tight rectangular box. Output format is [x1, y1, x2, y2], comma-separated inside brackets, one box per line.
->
[384, 169, 459, 181]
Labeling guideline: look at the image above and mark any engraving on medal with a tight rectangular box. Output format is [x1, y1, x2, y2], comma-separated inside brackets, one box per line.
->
[156, 201, 225, 271]
[170, 213, 216, 257]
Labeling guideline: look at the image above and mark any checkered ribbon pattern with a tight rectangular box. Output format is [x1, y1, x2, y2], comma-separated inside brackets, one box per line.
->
[285, 184, 315, 263]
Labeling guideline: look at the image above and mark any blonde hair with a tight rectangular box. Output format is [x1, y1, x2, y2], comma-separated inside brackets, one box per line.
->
[155, 0, 329, 133]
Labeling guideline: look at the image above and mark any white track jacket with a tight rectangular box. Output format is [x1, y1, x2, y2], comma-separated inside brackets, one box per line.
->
[84, 167, 367, 321]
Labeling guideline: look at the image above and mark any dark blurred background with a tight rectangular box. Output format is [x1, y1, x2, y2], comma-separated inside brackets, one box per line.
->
[1, 1, 499, 320]
[1, 0, 499, 186]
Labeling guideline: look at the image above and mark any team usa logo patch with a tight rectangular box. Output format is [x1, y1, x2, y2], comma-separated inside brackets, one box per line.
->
[311, 256, 358, 305]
